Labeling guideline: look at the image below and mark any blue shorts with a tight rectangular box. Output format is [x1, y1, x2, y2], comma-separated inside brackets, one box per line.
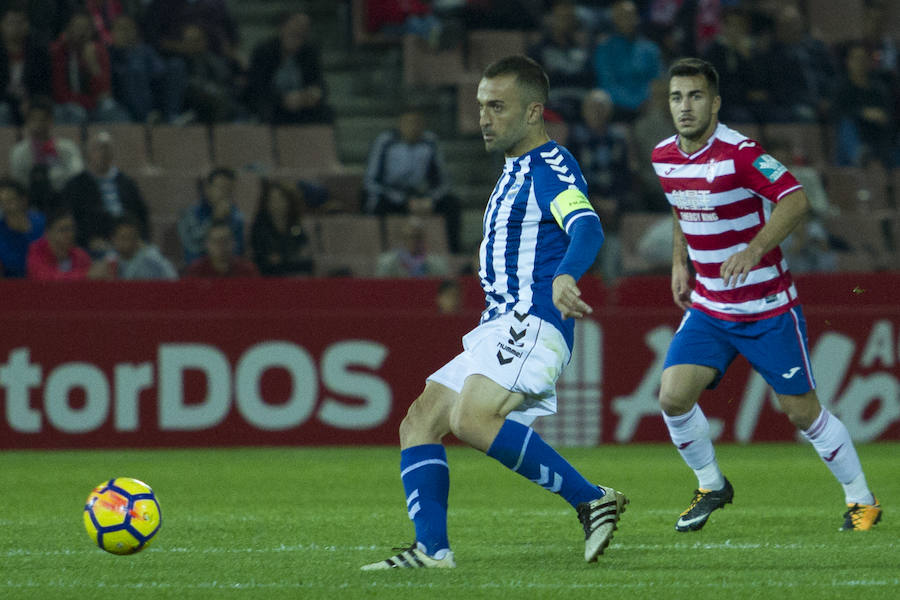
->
[664, 307, 816, 395]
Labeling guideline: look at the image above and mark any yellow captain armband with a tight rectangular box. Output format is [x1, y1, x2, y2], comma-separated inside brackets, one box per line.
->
[550, 188, 594, 229]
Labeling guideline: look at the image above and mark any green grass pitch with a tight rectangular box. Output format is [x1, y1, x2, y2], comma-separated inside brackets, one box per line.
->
[1, 443, 896, 599]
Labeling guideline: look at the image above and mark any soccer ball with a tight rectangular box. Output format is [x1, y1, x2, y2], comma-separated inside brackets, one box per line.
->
[83, 477, 162, 555]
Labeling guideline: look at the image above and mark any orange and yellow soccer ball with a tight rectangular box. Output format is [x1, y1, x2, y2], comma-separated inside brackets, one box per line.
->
[83, 477, 162, 555]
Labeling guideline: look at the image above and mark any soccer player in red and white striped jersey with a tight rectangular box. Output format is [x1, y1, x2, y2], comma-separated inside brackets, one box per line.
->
[653, 58, 881, 532]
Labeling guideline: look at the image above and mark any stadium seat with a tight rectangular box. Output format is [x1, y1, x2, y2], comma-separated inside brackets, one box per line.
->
[456, 76, 481, 135]
[465, 30, 529, 74]
[384, 214, 449, 254]
[762, 122, 829, 168]
[132, 171, 199, 227]
[274, 124, 341, 176]
[823, 166, 890, 213]
[318, 171, 364, 213]
[149, 214, 183, 270]
[823, 212, 892, 270]
[232, 170, 262, 219]
[619, 212, 673, 275]
[149, 125, 211, 173]
[806, 0, 864, 44]
[402, 33, 465, 87]
[311, 214, 383, 256]
[86, 123, 150, 172]
[212, 124, 276, 172]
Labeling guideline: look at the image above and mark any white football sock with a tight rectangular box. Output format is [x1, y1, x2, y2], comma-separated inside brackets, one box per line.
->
[800, 408, 874, 505]
[662, 404, 724, 490]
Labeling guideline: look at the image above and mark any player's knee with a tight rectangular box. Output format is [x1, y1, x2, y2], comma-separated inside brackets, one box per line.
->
[658, 387, 693, 416]
[781, 394, 822, 430]
[399, 394, 449, 446]
[447, 402, 484, 448]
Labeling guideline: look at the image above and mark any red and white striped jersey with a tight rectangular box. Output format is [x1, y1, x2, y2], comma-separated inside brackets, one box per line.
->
[652, 123, 804, 321]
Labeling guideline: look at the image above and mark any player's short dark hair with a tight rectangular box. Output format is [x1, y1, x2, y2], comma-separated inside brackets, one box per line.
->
[668, 57, 719, 95]
[482, 55, 550, 105]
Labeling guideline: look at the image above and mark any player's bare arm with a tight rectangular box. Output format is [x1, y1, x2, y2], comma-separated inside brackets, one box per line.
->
[720, 190, 810, 287]
[553, 273, 592, 319]
[671, 210, 692, 310]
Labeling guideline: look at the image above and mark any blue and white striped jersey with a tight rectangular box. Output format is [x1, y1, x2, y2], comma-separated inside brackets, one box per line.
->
[479, 140, 598, 350]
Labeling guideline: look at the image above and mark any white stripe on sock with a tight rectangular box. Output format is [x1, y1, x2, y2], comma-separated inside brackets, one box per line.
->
[400, 458, 449, 478]
[512, 427, 533, 473]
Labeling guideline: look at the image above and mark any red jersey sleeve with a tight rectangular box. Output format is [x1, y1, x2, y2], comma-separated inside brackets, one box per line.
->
[734, 142, 803, 203]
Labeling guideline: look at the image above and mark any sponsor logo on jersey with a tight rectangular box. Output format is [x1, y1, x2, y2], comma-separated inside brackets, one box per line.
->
[752, 154, 787, 182]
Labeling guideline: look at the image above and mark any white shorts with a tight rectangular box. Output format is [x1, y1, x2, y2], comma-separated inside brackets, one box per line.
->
[427, 311, 571, 424]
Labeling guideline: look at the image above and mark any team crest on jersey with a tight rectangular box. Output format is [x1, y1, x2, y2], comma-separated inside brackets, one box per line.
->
[753, 154, 787, 182]
[705, 159, 718, 183]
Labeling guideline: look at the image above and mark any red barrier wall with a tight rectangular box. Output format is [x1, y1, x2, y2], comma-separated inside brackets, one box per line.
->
[1, 274, 898, 449]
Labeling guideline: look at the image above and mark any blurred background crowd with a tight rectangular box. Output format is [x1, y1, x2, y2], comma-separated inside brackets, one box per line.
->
[0, 0, 896, 288]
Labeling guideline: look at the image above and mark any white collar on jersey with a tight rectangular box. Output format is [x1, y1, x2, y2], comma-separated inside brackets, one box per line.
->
[677, 122, 724, 160]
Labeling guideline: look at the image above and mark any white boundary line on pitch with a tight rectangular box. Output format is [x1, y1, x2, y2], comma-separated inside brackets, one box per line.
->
[3, 579, 899, 591]
[4, 539, 897, 559]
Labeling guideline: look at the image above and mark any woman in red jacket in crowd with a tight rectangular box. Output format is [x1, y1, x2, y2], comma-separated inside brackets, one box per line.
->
[26, 209, 112, 280]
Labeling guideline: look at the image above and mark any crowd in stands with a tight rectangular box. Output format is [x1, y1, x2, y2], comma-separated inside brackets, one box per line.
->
[0, 0, 897, 285]
[370, 0, 899, 282]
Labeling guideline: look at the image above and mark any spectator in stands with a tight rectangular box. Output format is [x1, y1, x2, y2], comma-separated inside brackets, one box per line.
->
[0, 6, 52, 126]
[84, 0, 124, 46]
[527, 0, 594, 123]
[862, 0, 899, 86]
[375, 216, 449, 278]
[109, 14, 182, 123]
[141, 0, 240, 63]
[701, 6, 766, 124]
[26, 207, 113, 280]
[781, 215, 838, 274]
[49, 11, 130, 124]
[646, 0, 722, 59]
[109, 214, 177, 279]
[184, 219, 259, 278]
[178, 23, 243, 123]
[9, 96, 84, 213]
[177, 167, 244, 265]
[0, 177, 44, 278]
[250, 179, 314, 277]
[365, 0, 443, 46]
[632, 78, 674, 212]
[566, 89, 636, 212]
[246, 11, 332, 125]
[61, 130, 149, 257]
[7, 0, 71, 48]
[767, 137, 834, 218]
[592, 0, 663, 122]
[141, 0, 243, 123]
[833, 41, 898, 169]
[434, 0, 544, 31]
[363, 108, 460, 252]
[757, 5, 836, 123]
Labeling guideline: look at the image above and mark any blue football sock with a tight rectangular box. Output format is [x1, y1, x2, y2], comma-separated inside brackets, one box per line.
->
[487, 419, 603, 509]
[400, 444, 450, 556]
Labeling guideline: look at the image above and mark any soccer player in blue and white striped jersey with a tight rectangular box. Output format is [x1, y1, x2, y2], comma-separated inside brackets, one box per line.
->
[362, 56, 627, 571]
